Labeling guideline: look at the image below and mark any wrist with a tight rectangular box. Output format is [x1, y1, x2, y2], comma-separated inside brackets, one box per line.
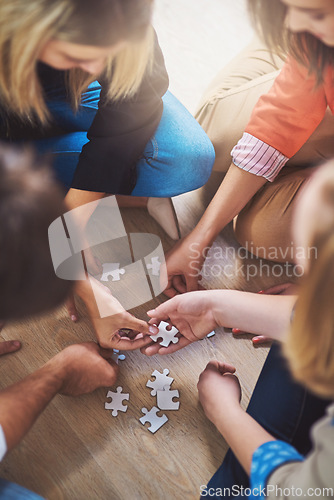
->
[34, 357, 67, 395]
[214, 402, 244, 434]
[190, 224, 218, 247]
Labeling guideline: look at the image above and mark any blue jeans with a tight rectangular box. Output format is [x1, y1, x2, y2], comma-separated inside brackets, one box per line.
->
[0, 478, 44, 499]
[203, 343, 330, 499]
[35, 82, 215, 195]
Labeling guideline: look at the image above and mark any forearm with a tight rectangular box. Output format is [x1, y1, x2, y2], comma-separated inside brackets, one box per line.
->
[211, 290, 296, 341]
[192, 163, 266, 245]
[75, 278, 124, 319]
[0, 361, 66, 452]
[214, 404, 275, 475]
[65, 188, 105, 228]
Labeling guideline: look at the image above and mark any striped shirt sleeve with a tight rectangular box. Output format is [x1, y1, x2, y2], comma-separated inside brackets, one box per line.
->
[231, 132, 289, 182]
[0, 425, 7, 461]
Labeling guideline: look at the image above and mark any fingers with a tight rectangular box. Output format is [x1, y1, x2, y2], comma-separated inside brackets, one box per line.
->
[252, 335, 271, 345]
[142, 336, 192, 356]
[147, 298, 177, 321]
[108, 334, 154, 352]
[204, 360, 236, 375]
[103, 360, 120, 386]
[66, 294, 79, 322]
[163, 276, 180, 298]
[184, 274, 199, 293]
[121, 316, 158, 337]
[259, 283, 294, 295]
[97, 345, 118, 359]
[232, 329, 272, 345]
[232, 328, 243, 335]
[172, 275, 187, 294]
[0, 340, 21, 356]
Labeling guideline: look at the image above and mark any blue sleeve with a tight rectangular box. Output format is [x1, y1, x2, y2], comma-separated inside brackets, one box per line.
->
[250, 441, 304, 499]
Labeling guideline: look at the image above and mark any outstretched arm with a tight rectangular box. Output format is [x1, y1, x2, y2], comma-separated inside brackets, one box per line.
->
[0, 342, 118, 456]
[165, 165, 266, 297]
[198, 361, 275, 475]
[143, 289, 296, 355]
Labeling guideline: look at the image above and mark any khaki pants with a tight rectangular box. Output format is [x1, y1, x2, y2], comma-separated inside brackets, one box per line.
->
[195, 38, 334, 262]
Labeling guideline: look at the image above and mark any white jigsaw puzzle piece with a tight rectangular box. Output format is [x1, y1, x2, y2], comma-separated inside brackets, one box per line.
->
[100, 263, 125, 282]
[146, 368, 174, 396]
[156, 385, 180, 411]
[105, 386, 129, 417]
[146, 256, 161, 276]
[110, 349, 126, 364]
[139, 406, 168, 433]
[150, 320, 179, 347]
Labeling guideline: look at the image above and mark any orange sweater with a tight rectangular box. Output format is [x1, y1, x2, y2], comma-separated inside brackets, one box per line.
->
[245, 56, 334, 158]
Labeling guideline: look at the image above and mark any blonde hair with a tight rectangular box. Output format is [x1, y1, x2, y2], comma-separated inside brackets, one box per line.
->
[285, 165, 334, 399]
[0, 0, 154, 123]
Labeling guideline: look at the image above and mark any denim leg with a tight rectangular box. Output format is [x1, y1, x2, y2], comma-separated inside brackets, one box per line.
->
[33, 87, 215, 195]
[0, 478, 44, 499]
[34, 132, 90, 190]
[131, 91, 215, 197]
[203, 343, 330, 499]
[32, 81, 101, 189]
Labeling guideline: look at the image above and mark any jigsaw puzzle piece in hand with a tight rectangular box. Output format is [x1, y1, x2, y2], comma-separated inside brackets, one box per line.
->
[150, 320, 179, 347]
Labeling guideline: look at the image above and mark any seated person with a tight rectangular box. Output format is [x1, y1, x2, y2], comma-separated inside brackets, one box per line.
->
[0, 144, 119, 499]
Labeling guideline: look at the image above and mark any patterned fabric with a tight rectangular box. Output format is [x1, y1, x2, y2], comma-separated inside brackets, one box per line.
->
[0, 425, 7, 461]
[231, 132, 289, 182]
[250, 440, 304, 499]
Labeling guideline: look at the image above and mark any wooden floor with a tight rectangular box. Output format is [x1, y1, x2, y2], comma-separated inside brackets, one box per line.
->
[0, 170, 293, 500]
[0, 2, 289, 499]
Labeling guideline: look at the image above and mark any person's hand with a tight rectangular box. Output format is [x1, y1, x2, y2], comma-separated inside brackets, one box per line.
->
[232, 283, 298, 345]
[0, 339, 21, 356]
[76, 277, 158, 350]
[90, 307, 158, 351]
[48, 342, 119, 396]
[197, 360, 241, 427]
[66, 294, 79, 323]
[142, 291, 219, 356]
[164, 234, 209, 298]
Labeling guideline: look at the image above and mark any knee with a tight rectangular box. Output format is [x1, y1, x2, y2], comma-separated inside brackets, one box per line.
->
[235, 207, 295, 263]
[177, 126, 216, 190]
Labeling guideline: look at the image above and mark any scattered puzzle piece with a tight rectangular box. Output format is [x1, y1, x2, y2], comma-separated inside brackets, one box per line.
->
[156, 385, 180, 411]
[139, 406, 168, 433]
[100, 263, 125, 282]
[207, 330, 215, 338]
[105, 386, 129, 417]
[146, 256, 161, 276]
[110, 349, 126, 364]
[146, 368, 174, 396]
[150, 321, 179, 347]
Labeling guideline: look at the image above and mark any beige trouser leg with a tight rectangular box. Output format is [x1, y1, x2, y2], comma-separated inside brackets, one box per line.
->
[195, 38, 334, 261]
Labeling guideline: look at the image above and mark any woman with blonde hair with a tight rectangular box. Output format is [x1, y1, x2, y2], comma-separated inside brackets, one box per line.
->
[0, 0, 215, 348]
[197, 161, 334, 499]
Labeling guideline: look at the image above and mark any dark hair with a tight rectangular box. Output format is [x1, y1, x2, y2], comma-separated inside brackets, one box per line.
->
[59, 0, 153, 46]
[0, 144, 72, 320]
[247, 0, 334, 83]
